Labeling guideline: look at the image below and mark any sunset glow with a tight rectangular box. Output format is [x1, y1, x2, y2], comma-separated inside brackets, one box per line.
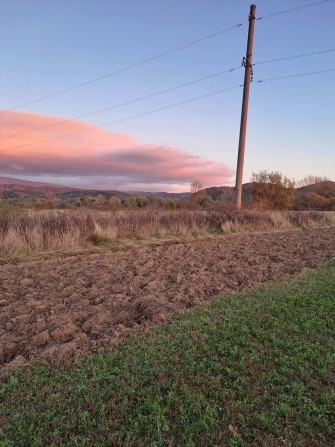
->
[0, 111, 233, 191]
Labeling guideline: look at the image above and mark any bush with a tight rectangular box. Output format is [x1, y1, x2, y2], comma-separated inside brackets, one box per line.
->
[251, 171, 295, 210]
[166, 199, 177, 210]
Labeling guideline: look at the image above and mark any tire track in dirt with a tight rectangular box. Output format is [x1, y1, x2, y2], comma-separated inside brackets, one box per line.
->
[1, 227, 334, 374]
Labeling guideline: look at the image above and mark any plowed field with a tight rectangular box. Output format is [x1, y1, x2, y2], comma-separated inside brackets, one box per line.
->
[1, 227, 334, 374]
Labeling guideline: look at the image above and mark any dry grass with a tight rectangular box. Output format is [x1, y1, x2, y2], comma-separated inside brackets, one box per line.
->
[0, 209, 334, 262]
[221, 210, 335, 233]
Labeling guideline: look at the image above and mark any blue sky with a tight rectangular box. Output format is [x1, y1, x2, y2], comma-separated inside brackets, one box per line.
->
[0, 0, 334, 190]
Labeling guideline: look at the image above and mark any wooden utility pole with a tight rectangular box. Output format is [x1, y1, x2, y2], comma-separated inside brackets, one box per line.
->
[235, 4, 256, 209]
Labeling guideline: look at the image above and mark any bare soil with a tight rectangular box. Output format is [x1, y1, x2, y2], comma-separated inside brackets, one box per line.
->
[1, 227, 334, 375]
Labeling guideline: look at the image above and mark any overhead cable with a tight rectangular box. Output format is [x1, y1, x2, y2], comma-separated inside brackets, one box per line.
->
[3, 68, 334, 154]
[257, 0, 333, 20]
[0, 85, 242, 153]
[0, 21, 247, 114]
[2, 47, 334, 140]
[253, 48, 335, 66]
[256, 67, 335, 82]
[1, 0, 333, 114]
[0, 66, 241, 140]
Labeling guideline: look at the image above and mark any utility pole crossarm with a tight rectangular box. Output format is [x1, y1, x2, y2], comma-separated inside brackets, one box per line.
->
[235, 4, 256, 209]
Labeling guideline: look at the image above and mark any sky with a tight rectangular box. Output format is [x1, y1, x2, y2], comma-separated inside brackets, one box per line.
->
[0, 0, 334, 192]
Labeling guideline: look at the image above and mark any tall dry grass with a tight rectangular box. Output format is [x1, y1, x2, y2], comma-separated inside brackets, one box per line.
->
[0, 209, 334, 261]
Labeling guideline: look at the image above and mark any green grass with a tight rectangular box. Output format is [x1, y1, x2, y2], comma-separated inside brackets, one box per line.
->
[1, 263, 335, 447]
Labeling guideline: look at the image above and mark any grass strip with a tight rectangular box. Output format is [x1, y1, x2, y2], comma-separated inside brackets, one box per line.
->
[1, 263, 334, 447]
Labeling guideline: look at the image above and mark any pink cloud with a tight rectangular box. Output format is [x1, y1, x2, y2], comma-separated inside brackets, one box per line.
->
[0, 110, 233, 191]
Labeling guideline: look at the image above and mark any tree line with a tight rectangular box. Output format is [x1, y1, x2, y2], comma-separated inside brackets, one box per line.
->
[0, 172, 333, 211]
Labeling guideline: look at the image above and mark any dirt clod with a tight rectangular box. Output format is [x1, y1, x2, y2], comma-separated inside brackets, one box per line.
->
[32, 330, 50, 347]
[51, 323, 78, 342]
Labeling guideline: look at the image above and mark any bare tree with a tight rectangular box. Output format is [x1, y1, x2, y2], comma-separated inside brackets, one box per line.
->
[295, 175, 330, 189]
[190, 180, 203, 194]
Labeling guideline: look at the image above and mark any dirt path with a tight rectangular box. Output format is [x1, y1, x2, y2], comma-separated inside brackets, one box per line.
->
[1, 227, 335, 374]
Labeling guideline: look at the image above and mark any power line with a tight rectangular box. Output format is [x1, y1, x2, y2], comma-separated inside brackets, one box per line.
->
[0, 21, 247, 114]
[253, 48, 335, 66]
[1, 0, 332, 115]
[257, 0, 333, 20]
[0, 85, 243, 154]
[2, 67, 334, 154]
[2, 46, 334, 141]
[0, 65, 241, 141]
[256, 67, 335, 82]
[1, 0, 333, 116]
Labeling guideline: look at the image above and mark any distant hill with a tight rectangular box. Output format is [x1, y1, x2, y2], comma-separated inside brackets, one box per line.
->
[204, 183, 254, 202]
[204, 181, 335, 199]
[0, 176, 77, 195]
[0, 177, 189, 201]
[55, 189, 130, 201]
[294, 181, 335, 210]
[0, 176, 255, 202]
[1, 176, 333, 208]
[296, 181, 335, 196]
[136, 191, 190, 199]
[55, 190, 190, 201]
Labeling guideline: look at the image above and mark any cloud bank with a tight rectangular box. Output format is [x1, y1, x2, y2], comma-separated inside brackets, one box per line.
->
[0, 111, 233, 191]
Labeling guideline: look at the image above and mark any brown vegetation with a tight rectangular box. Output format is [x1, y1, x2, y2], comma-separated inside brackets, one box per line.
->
[294, 181, 335, 211]
[251, 170, 295, 209]
[0, 208, 334, 262]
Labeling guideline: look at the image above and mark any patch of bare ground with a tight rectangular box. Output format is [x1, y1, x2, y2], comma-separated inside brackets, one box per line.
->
[1, 226, 335, 375]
